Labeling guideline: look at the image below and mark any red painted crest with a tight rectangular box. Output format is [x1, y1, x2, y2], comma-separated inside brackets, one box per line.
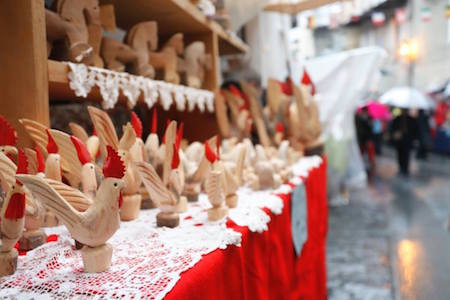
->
[131, 112, 143, 138]
[46, 129, 59, 154]
[175, 123, 184, 149]
[4, 192, 26, 220]
[205, 140, 217, 164]
[301, 69, 316, 95]
[70, 136, 91, 165]
[0, 115, 18, 146]
[151, 108, 158, 134]
[35, 146, 45, 173]
[103, 145, 125, 179]
[171, 144, 180, 169]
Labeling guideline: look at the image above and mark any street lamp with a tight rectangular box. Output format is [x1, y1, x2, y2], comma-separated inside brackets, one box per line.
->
[398, 39, 418, 86]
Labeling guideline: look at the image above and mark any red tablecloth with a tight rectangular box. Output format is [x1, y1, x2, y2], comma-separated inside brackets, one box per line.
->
[165, 158, 328, 300]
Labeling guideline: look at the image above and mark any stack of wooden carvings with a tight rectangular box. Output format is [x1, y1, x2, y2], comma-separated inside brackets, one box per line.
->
[216, 69, 323, 157]
[0, 102, 305, 276]
[46, 0, 211, 89]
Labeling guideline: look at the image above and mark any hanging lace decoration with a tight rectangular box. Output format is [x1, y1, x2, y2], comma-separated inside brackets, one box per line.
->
[66, 62, 214, 112]
[173, 86, 186, 111]
[157, 82, 173, 111]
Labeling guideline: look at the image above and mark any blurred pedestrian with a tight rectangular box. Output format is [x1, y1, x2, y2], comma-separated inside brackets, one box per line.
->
[391, 109, 418, 175]
[416, 109, 432, 159]
[372, 118, 383, 154]
[355, 107, 375, 176]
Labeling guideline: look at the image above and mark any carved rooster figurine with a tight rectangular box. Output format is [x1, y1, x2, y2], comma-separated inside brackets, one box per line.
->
[19, 150, 47, 251]
[129, 112, 145, 168]
[88, 106, 140, 221]
[180, 135, 216, 203]
[144, 108, 159, 166]
[136, 121, 184, 228]
[17, 146, 125, 273]
[69, 122, 100, 162]
[48, 128, 98, 201]
[204, 140, 228, 221]
[0, 150, 27, 276]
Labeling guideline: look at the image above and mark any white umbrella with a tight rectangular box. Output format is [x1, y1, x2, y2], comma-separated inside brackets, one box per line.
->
[444, 82, 450, 98]
[380, 86, 434, 109]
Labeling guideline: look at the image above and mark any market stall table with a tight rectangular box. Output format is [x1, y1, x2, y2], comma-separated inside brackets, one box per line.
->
[0, 156, 327, 299]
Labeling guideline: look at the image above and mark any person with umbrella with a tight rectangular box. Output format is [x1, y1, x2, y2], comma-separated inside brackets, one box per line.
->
[381, 86, 432, 175]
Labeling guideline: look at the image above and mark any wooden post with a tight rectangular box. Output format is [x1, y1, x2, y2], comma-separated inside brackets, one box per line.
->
[0, 0, 49, 147]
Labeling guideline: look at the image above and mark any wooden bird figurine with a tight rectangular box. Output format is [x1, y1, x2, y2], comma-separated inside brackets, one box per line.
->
[19, 151, 47, 251]
[49, 129, 98, 200]
[17, 146, 125, 273]
[204, 141, 228, 221]
[0, 151, 27, 276]
[130, 112, 145, 166]
[144, 108, 159, 165]
[246, 144, 282, 191]
[136, 121, 185, 227]
[88, 106, 141, 221]
[19, 119, 62, 182]
[220, 143, 246, 208]
[69, 122, 100, 162]
[289, 84, 322, 154]
[178, 134, 215, 203]
[45, 129, 62, 182]
[240, 81, 272, 148]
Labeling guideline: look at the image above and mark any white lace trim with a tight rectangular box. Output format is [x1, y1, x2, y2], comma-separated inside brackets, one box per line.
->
[67, 62, 215, 112]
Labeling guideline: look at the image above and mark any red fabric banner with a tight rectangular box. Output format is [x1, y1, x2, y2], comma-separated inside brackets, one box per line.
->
[166, 158, 328, 299]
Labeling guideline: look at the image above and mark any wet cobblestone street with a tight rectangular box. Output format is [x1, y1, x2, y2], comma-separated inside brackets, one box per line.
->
[327, 152, 450, 300]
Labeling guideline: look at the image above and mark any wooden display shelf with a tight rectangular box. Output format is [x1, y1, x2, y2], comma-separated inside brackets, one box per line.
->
[100, 0, 248, 55]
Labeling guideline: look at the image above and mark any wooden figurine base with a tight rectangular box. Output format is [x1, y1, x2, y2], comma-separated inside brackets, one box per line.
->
[156, 212, 179, 228]
[120, 194, 142, 221]
[0, 249, 18, 277]
[225, 194, 238, 208]
[186, 193, 199, 202]
[304, 143, 324, 157]
[207, 205, 228, 222]
[140, 187, 156, 209]
[81, 243, 113, 273]
[176, 196, 188, 213]
[19, 229, 47, 251]
[140, 198, 157, 209]
[44, 211, 60, 227]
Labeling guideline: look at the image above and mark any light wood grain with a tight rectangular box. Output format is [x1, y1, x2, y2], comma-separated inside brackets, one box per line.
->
[0, 0, 49, 147]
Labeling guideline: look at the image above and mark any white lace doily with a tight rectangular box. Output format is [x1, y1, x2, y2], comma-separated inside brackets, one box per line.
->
[0, 156, 322, 299]
[0, 208, 240, 300]
[67, 63, 215, 112]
